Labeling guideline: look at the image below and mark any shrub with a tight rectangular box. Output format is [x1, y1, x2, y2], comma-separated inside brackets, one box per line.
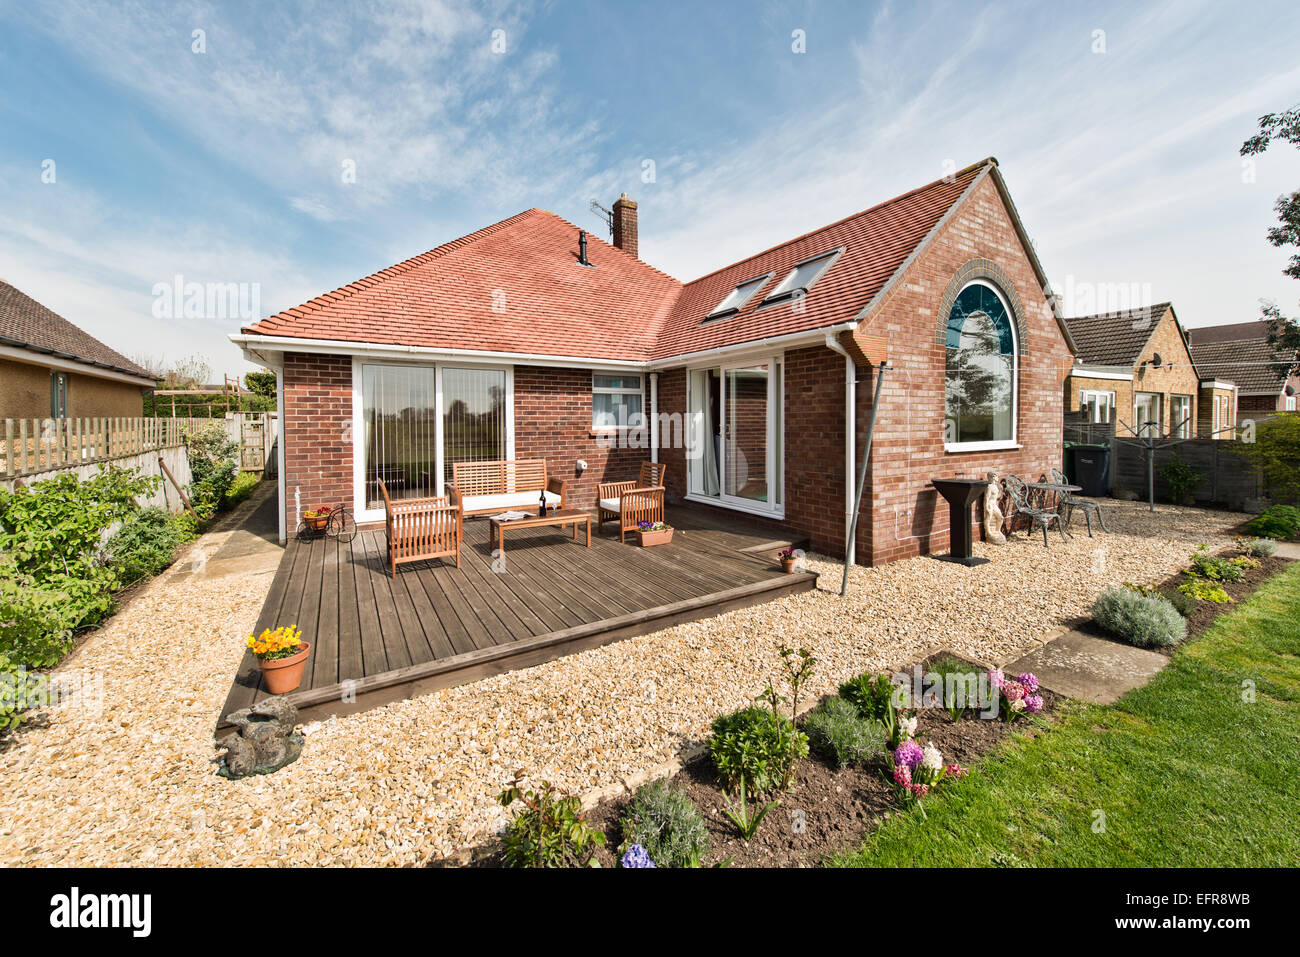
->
[498, 777, 604, 868]
[1236, 536, 1278, 558]
[184, 423, 239, 519]
[804, 696, 885, 768]
[224, 472, 260, 507]
[1230, 415, 1300, 505]
[1189, 546, 1245, 583]
[839, 671, 911, 745]
[1160, 587, 1197, 618]
[927, 655, 981, 717]
[709, 705, 808, 795]
[1158, 455, 1203, 504]
[1091, 587, 1186, 649]
[0, 558, 85, 667]
[0, 650, 40, 738]
[1243, 514, 1296, 539]
[1178, 578, 1233, 604]
[106, 507, 197, 586]
[620, 779, 709, 868]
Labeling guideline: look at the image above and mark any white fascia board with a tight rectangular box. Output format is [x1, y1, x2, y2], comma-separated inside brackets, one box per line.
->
[1069, 365, 1132, 381]
[647, 321, 858, 370]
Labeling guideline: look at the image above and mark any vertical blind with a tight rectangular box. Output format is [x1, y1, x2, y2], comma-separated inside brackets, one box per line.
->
[363, 364, 436, 508]
[441, 367, 507, 485]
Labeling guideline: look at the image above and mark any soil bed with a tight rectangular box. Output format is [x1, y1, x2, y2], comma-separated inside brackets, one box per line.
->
[1078, 550, 1293, 655]
[471, 654, 1058, 868]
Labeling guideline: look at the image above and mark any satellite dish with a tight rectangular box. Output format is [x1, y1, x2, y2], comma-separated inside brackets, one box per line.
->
[1287, 385, 1296, 397]
[1151, 352, 1163, 367]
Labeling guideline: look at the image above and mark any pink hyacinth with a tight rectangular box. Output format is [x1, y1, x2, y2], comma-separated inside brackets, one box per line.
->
[988, 668, 1005, 690]
[1024, 694, 1044, 714]
[1017, 673, 1039, 694]
[893, 764, 912, 786]
[910, 783, 930, 798]
[895, 740, 925, 771]
[1001, 679, 1026, 702]
[945, 763, 968, 779]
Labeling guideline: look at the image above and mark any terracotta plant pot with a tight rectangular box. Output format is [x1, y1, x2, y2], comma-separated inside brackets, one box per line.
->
[780, 557, 797, 573]
[638, 527, 674, 547]
[303, 514, 329, 532]
[258, 641, 311, 695]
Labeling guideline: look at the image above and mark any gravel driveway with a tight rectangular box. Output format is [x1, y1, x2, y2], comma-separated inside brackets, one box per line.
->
[0, 498, 1243, 866]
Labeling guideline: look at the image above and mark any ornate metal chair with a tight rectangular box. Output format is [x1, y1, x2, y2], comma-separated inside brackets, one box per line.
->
[1050, 467, 1108, 537]
[1002, 474, 1067, 547]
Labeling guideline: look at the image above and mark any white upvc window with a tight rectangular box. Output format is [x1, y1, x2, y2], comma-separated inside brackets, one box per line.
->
[1170, 394, 1193, 438]
[1134, 392, 1162, 437]
[592, 373, 644, 430]
[1080, 389, 1115, 424]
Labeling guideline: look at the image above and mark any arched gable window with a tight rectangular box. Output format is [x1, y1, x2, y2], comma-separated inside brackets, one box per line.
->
[944, 280, 1018, 448]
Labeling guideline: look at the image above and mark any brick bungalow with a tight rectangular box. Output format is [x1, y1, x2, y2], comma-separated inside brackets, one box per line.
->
[232, 157, 1076, 565]
[1188, 320, 1300, 419]
[1061, 302, 1232, 439]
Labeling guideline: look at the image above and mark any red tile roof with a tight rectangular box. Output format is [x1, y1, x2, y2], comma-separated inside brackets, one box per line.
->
[242, 162, 989, 362]
[0, 280, 152, 379]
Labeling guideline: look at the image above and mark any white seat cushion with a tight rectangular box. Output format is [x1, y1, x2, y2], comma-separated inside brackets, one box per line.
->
[598, 497, 621, 513]
[464, 491, 561, 512]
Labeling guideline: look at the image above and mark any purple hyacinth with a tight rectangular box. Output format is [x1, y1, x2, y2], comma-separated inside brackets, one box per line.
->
[1017, 673, 1040, 694]
[620, 843, 656, 868]
[895, 740, 925, 771]
[1024, 694, 1044, 715]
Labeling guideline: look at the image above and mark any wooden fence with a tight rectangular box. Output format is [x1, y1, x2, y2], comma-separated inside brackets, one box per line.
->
[1, 417, 214, 480]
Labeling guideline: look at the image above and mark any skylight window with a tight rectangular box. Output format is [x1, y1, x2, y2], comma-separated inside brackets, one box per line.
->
[706, 274, 772, 320]
[762, 249, 843, 306]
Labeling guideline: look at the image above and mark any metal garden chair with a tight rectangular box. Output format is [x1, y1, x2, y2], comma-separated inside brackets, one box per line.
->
[1002, 474, 1067, 547]
[1050, 467, 1108, 537]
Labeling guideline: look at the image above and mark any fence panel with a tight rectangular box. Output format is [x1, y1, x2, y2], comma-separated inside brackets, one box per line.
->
[0, 417, 214, 480]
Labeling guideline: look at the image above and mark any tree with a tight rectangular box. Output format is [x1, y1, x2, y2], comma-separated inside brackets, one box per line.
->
[244, 369, 276, 397]
[1241, 105, 1300, 358]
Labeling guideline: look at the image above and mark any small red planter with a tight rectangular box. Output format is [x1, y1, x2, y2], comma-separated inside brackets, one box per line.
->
[638, 527, 674, 547]
[780, 557, 797, 574]
[258, 641, 311, 695]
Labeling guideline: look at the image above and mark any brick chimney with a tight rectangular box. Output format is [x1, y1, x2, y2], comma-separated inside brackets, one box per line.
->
[612, 193, 638, 258]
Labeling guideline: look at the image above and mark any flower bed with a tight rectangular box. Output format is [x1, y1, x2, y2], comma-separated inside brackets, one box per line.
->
[476, 652, 1057, 868]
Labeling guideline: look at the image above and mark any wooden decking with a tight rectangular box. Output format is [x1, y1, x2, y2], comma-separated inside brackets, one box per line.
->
[219, 507, 816, 727]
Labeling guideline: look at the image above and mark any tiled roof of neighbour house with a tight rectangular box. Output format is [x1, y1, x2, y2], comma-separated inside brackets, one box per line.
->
[1063, 303, 1172, 367]
[242, 162, 998, 363]
[244, 209, 684, 362]
[1189, 337, 1297, 395]
[0, 280, 152, 379]
[1185, 320, 1274, 345]
[652, 162, 986, 359]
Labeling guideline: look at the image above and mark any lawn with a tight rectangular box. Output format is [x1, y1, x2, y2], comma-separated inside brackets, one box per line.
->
[832, 562, 1300, 867]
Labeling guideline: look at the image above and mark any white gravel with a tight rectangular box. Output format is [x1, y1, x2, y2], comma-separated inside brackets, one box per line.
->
[0, 498, 1242, 866]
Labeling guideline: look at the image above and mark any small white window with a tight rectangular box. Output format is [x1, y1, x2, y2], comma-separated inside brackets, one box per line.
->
[707, 274, 771, 319]
[592, 373, 643, 429]
[1080, 389, 1114, 424]
[1170, 394, 1192, 438]
[1287, 395, 1297, 412]
[1134, 392, 1162, 437]
[763, 250, 841, 305]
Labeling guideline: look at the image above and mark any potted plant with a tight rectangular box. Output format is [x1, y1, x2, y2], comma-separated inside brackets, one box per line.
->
[778, 547, 800, 573]
[303, 505, 332, 532]
[248, 625, 311, 694]
[636, 520, 674, 547]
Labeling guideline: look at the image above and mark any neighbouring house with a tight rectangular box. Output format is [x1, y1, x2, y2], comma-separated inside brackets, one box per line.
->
[233, 158, 1076, 565]
[1187, 320, 1300, 418]
[0, 279, 155, 419]
[1062, 302, 1228, 438]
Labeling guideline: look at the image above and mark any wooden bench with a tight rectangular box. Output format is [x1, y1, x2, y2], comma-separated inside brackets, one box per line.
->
[450, 459, 567, 517]
[598, 461, 667, 543]
[378, 480, 462, 577]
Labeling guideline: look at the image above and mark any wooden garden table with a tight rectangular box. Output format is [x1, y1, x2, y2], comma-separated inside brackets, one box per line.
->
[488, 509, 591, 554]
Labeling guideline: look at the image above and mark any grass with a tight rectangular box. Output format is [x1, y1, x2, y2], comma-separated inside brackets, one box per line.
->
[832, 562, 1300, 867]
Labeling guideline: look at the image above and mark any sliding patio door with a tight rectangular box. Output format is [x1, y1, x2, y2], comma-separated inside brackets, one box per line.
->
[358, 362, 512, 519]
[687, 356, 783, 516]
[361, 364, 437, 510]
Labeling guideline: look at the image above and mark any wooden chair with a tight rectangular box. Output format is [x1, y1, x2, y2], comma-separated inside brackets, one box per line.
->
[598, 462, 667, 543]
[378, 479, 462, 577]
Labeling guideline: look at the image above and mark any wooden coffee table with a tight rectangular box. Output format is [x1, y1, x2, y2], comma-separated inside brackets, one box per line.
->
[488, 509, 591, 554]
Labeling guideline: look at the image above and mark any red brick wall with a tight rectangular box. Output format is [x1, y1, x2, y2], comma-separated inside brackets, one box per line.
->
[513, 366, 648, 508]
[283, 352, 352, 513]
[855, 174, 1073, 565]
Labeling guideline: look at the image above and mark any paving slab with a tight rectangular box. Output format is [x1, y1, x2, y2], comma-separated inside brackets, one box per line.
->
[1004, 630, 1168, 705]
[1274, 541, 1300, 560]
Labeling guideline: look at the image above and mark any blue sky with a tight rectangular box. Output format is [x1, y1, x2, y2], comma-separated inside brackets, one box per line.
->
[1, 0, 1299, 376]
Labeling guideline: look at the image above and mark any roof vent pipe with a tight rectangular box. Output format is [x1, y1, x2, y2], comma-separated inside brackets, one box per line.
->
[578, 230, 590, 266]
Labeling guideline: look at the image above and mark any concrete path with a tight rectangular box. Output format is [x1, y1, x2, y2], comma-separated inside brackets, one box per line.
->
[1004, 629, 1168, 705]
[1274, 541, 1300, 560]
[168, 482, 283, 582]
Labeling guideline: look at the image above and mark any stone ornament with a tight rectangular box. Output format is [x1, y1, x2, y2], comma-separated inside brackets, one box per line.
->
[215, 697, 304, 779]
[984, 471, 1007, 544]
